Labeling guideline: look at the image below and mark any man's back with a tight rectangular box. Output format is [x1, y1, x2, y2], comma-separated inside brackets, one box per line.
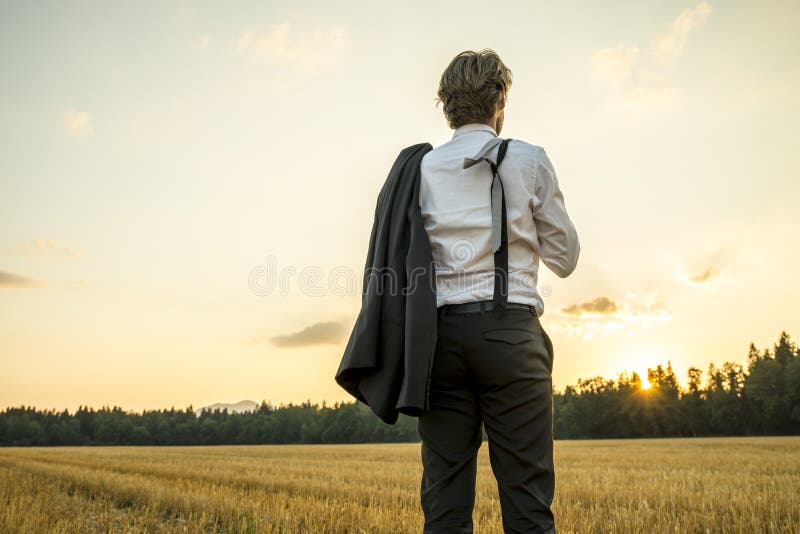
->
[357, 48, 576, 533]
[419, 121, 580, 317]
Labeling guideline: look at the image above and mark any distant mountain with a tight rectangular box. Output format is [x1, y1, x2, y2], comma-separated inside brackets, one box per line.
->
[195, 400, 259, 416]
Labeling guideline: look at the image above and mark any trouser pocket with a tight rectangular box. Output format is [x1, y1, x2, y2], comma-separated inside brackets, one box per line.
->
[481, 325, 552, 376]
[482, 328, 537, 345]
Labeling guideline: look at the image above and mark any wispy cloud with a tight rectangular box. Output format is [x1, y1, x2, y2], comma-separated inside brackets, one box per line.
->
[62, 108, 93, 138]
[266, 320, 348, 348]
[678, 244, 760, 287]
[593, 2, 711, 112]
[553, 292, 671, 339]
[0, 269, 43, 288]
[3, 239, 80, 258]
[235, 20, 346, 72]
[687, 267, 719, 284]
[653, 2, 713, 64]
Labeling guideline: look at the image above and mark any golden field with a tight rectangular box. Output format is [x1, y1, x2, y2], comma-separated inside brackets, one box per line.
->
[1, 436, 798, 533]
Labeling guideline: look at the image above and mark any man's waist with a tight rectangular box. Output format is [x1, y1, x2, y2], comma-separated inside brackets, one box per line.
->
[438, 299, 538, 316]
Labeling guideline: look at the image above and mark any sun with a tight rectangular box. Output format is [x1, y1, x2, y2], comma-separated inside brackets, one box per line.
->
[640, 378, 652, 390]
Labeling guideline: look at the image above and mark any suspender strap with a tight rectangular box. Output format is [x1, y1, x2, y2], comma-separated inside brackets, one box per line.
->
[491, 138, 512, 309]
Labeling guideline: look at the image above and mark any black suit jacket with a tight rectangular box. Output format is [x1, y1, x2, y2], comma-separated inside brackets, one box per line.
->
[334, 142, 437, 425]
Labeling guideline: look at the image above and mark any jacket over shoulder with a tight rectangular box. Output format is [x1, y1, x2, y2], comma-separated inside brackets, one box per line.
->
[335, 142, 438, 425]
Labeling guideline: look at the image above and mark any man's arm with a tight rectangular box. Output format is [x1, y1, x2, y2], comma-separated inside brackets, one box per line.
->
[531, 147, 580, 278]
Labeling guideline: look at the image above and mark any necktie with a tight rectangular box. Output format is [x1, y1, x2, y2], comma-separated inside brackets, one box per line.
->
[462, 137, 513, 308]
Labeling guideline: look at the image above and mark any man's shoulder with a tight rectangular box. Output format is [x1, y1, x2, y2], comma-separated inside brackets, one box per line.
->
[507, 138, 545, 162]
[382, 142, 432, 182]
[377, 142, 431, 205]
[398, 142, 434, 159]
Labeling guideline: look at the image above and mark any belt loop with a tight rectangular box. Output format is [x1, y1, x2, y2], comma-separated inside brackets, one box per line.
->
[480, 301, 486, 315]
[439, 305, 447, 318]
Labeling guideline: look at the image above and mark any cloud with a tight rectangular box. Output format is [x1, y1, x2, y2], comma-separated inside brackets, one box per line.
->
[562, 296, 618, 315]
[0, 270, 43, 288]
[268, 320, 347, 348]
[593, 45, 640, 88]
[687, 266, 719, 284]
[653, 2, 712, 64]
[552, 291, 670, 339]
[678, 244, 762, 287]
[3, 239, 80, 258]
[62, 108, 93, 138]
[235, 20, 345, 72]
[593, 2, 711, 112]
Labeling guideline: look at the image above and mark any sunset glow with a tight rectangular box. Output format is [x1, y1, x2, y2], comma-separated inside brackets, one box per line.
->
[1, 1, 799, 412]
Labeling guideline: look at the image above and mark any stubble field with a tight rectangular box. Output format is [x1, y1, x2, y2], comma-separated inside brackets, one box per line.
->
[0, 436, 798, 533]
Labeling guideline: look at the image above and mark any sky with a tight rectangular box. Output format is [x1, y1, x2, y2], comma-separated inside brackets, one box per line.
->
[1, 0, 798, 413]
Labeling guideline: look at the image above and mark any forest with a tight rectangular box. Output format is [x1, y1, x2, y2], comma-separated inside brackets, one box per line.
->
[2, 331, 798, 446]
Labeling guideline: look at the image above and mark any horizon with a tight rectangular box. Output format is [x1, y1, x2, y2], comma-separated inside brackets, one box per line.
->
[1, 331, 789, 414]
[2, 1, 799, 414]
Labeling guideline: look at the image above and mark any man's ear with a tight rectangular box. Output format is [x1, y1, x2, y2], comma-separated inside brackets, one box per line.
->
[497, 93, 506, 112]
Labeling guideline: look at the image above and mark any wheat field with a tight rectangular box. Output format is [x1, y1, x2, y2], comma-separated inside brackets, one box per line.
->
[0, 436, 798, 533]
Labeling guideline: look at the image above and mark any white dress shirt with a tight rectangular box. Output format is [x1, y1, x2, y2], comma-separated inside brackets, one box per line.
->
[419, 122, 580, 316]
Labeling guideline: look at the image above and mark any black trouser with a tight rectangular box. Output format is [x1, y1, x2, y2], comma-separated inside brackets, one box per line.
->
[417, 303, 556, 534]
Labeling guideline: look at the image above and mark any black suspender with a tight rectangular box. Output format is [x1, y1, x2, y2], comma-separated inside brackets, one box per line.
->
[491, 138, 513, 309]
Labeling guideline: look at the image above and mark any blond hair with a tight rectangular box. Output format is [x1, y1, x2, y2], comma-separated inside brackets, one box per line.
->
[435, 49, 513, 129]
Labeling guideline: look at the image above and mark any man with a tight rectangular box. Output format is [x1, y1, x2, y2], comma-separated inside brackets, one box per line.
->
[417, 49, 580, 533]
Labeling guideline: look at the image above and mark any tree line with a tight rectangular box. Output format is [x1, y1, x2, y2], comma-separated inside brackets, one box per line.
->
[2, 331, 798, 446]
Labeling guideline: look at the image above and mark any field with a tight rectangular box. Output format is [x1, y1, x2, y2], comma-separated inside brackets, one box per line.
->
[1, 436, 798, 533]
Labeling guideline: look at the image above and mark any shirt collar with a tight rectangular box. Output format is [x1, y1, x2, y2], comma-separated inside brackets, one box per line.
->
[452, 122, 497, 139]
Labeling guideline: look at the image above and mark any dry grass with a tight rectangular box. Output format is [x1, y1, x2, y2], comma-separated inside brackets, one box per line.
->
[0, 436, 798, 533]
